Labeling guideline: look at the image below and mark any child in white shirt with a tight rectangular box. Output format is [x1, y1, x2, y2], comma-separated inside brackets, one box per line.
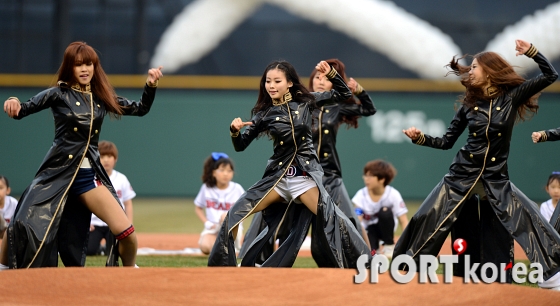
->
[540, 172, 560, 222]
[194, 152, 244, 254]
[0, 175, 18, 237]
[352, 160, 408, 258]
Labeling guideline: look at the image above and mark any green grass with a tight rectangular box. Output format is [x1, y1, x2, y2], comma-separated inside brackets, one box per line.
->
[131, 197, 419, 235]
[81, 255, 319, 268]
[72, 198, 537, 287]
[132, 198, 254, 234]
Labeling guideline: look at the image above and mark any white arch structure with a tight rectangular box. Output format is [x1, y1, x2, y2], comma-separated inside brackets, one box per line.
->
[151, 0, 560, 78]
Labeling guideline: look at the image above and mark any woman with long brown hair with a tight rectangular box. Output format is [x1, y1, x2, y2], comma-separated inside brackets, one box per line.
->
[1, 41, 162, 269]
[394, 39, 560, 288]
[308, 59, 376, 265]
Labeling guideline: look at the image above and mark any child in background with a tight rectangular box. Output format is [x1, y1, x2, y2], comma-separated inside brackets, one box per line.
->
[540, 172, 560, 223]
[87, 141, 136, 255]
[0, 175, 18, 237]
[194, 152, 244, 255]
[352, 159, 408, 259]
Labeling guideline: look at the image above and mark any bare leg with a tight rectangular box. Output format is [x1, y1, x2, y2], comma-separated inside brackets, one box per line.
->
[199, 234, 217, 255]
[362, 227, 371, 249]
[0, 231, 7, 266]
[297, 187, 319, 215]
[231, 189, 283, 240]
[80, 185, 137, 266]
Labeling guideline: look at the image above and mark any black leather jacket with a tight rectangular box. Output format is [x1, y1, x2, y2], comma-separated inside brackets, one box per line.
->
[313, 90, 377, 177]
[413, 51, 558, 187]
[537, 127, 560, 142]
[209, 70, 370, 268]
[395, 51, 560, 280]
[7, 82, 157, 268]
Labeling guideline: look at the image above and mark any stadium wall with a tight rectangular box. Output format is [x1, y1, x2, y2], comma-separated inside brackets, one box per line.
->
[1, 87, 559, 202]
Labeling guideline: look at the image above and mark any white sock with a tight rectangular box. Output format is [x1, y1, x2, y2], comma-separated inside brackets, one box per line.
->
[0, 263, 8, 270]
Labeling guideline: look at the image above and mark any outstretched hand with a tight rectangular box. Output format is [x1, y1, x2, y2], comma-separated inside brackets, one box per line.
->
[315, 61, 331, 76]
[515, 39, 531, 56]
[3, 98, 21, 118]
[147, 66, 163, 84]
[231, 117, 252, 132]
[402, 126, 422, 141]
[531, 131, 542, 143]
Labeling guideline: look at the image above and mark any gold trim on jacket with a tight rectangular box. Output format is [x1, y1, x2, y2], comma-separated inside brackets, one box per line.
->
[410, 99, 495, 260]
[28, 91, 95, 267]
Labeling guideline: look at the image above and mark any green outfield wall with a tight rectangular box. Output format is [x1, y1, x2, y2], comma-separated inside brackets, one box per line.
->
[1, 88, 559, 202]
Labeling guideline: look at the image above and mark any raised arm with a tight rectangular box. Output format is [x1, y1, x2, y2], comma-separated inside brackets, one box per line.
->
[511, 41, 558, 107]
[403, 105, 468, 150]
[339, 78, 377, 117]
[230, 112, 263, 152]
[312, 61, 352, 107]
[4, 88, 59, 120]
[119, 67, 163, 116]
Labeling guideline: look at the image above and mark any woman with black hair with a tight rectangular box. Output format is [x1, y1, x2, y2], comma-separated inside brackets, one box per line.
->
[208, 60, 370, 267]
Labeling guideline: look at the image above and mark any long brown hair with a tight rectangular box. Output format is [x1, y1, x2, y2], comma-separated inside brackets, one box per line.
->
[308, 58, 360, 128]
[446, 51, 539, 121]
[57, 42, 123, 117]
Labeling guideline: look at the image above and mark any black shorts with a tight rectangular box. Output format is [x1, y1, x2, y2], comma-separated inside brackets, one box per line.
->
[69, 168, 98, 196]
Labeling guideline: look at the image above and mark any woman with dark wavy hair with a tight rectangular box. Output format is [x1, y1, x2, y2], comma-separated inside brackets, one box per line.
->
[208, 60, 370, 267]
[1, 41, 162, 269]
[394, 39, 560, 289]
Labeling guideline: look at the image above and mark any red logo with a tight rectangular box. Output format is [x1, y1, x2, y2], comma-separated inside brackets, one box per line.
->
[453, 238, 467, 255]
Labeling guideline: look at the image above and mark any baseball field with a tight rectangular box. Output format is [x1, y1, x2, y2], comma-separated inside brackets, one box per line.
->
[1, 198, 558, 305]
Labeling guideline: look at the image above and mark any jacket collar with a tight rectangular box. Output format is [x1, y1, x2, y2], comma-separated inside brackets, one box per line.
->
[60, 81, 91, 93]
[272, 91, 293, 106]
